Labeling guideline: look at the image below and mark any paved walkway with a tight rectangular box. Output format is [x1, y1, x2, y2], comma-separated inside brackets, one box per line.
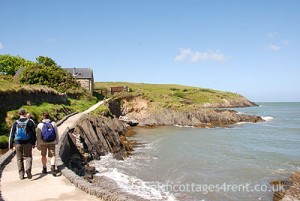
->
[1, 101, 104, 201]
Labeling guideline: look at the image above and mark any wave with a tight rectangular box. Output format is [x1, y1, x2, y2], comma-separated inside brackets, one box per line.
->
[236, 122, 248, 125]
[95, 166, 177, 200]
[262, 116, 274, 121]
[91, 140, 177, 200]
[174, 124, 195, 128]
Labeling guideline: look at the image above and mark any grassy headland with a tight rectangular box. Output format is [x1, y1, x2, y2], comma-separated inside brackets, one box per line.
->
[95, 82, 250, 110]
[93, 82, 261, 128]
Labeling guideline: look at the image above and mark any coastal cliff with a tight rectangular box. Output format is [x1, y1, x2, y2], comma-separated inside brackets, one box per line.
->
[107, 95, 263, 127]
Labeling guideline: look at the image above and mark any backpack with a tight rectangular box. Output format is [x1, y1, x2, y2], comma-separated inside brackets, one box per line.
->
[15, 119, 30, 141]
[41, 122, 56, 142]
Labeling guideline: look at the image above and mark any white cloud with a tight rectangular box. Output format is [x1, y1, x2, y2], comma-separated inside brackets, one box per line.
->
[265, 32, 290, 51]
[175, 48, 229, 63]
[269, 44, 280, 51]
[266, 32, 278, 39]
[0, 42, 3, 49]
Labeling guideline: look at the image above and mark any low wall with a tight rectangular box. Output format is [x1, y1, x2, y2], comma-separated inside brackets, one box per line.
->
[0, 150, 15, 174]
[0, 91, 67, 112]
[0, 150, 15, 201]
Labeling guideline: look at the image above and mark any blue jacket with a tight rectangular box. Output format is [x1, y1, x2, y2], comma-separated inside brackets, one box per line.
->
[9, 117, 37, 149]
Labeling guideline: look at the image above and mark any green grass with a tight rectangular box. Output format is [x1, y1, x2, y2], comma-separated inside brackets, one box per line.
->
[91, 104, 112, 117]
[0, 135, 8, 149]
[5, 98, 98, 128]
[68, 98, 98, 112]
[95, 82, 242, 109]
[6, 103, 72, 127]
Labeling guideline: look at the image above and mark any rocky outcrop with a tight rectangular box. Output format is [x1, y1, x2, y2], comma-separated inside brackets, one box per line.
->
[69, 115, 132, 162]
[273, 171, 300, 201]
[125, 108, 263, 127]
[107, 96, 263, 127]
[57, 118, 146, 201]
[202, 96, 258, 108]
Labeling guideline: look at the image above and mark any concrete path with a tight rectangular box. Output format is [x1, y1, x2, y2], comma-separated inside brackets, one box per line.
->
[1, 101, 105, 201]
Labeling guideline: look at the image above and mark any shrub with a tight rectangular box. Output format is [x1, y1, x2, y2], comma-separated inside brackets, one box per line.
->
[19, 64, 81, 93]
[169, 87, 179, 91]
[0, 135, 8, 149]
[173, 91, 185, 99]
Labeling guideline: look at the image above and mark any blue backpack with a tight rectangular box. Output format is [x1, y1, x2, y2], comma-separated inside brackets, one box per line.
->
[15, 119, 30, 141]
[41, 122, 56, 142]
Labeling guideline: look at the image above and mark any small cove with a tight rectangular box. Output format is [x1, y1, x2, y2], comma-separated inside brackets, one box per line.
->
[91, 103, 300, 201]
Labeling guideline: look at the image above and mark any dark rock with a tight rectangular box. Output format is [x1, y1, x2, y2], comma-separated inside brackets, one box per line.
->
[70, 116, 132, 161]
[124, 108, 264, 127]
[84, 164, 97, 181]
[119, 116, 139, 126]
[272, 171, 300, 201]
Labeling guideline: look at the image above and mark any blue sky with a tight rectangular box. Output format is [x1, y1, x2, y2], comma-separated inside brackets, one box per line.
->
[1, 0, 300, 102]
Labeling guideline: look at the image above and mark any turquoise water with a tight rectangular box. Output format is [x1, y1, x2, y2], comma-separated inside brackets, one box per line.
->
[93, 103, 300, 201]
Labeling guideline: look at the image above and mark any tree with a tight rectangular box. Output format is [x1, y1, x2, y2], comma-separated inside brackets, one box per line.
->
[36, 56, 57, 67]
[0, 54, 34, 75]
[20, 56, 81, 93]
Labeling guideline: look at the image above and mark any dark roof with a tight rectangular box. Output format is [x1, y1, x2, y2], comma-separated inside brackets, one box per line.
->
[63, 68, 93, 79]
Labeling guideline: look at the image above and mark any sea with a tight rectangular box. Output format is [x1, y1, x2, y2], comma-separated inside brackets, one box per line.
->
[91, 102, 300, 201]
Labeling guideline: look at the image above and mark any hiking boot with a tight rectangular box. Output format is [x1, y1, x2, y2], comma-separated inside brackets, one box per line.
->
[26, 170, 32, 179]
[51, 165, 57, 177]
[19, 174, 24, 180]
[42, 167, 47, 174]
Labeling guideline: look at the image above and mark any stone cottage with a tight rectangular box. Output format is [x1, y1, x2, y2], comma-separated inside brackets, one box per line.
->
[63, 68, 94, 93]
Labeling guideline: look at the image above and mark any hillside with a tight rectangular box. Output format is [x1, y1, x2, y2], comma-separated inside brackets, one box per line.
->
[95, 82, 256, 109]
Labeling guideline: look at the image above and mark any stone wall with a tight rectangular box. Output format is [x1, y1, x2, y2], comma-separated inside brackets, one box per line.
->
[0, 91, 67, 112]
[77, 79, 92, 93]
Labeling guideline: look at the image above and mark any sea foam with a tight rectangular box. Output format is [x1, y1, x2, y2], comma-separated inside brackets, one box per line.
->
[262, 116, 274, 121]
[96, 167, 177, 200]
[91, 145, 177, 200]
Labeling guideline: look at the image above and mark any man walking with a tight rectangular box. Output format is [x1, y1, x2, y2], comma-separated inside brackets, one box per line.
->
[36, 112, 59, 176]
[9, 108, 36, 180]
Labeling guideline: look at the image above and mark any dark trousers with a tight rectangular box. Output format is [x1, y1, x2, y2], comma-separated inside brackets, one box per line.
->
[15, 143, 33, 176]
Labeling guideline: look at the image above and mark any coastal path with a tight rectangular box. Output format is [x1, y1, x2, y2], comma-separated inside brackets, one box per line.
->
[0, 100, 105, 201]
